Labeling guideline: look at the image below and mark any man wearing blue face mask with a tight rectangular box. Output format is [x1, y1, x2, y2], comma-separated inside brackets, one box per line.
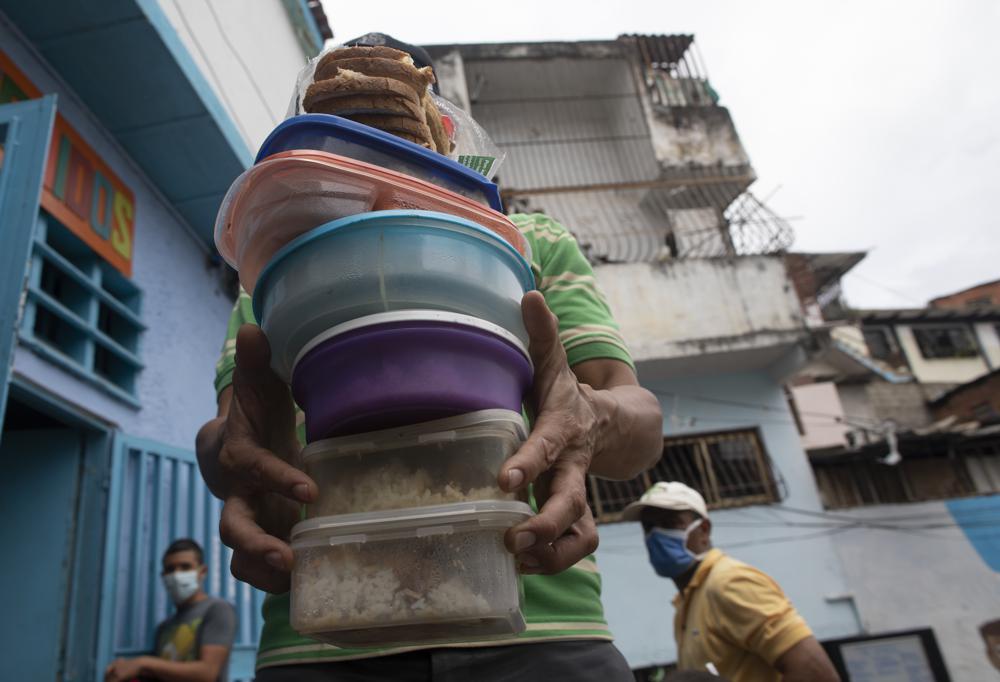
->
[104, 539, 237, 682]
[623, 482, 840, 682]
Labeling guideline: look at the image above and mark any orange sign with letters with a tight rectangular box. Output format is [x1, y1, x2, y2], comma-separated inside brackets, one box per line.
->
[1, 50, 136, 277]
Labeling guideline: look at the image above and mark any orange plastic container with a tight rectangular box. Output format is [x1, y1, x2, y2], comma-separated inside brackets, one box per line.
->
[214, 150, 531, 294]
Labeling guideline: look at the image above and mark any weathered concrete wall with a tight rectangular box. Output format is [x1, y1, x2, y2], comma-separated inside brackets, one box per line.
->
[832, 498, 1000, 682]
[863, 381, 936, 430]
[3, 19, 234, 451]
[598, 371, 861, 669]
[792, 382, 849, 450]
[594, 256, 806, 364]
[896, 324, 990, 384]
[647, 105, 750, 169]
[158, 0, 309, 151]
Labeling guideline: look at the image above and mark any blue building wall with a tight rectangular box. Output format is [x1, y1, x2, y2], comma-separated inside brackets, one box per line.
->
[1, 13, 235, 451]
[0, 12, 252, 680]
[596, 369, 863, 669]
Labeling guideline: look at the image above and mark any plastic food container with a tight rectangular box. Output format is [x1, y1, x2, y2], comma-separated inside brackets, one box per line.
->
[290, 501, 531, 646]
[292, 311, 533, 441]
[302, 410, 527, 518]
[256, 114, 502, 209]
[215, 150, 529, 295]
[254, 211, 534, 381]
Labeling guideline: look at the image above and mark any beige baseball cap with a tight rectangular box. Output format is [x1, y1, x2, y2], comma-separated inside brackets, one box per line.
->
[622, 481, 709, 521]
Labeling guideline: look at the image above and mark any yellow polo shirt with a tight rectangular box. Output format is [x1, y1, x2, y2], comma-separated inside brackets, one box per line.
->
[672, 549, 812, 682]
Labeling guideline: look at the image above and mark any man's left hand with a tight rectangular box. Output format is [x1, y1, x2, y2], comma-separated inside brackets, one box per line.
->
[499, 291, 609, 574]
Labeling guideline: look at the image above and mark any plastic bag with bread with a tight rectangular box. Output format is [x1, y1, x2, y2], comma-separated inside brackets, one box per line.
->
[287, 42, 505, 178]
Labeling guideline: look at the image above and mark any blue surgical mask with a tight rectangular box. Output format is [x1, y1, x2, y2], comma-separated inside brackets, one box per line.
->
[645, 519, 706, 578]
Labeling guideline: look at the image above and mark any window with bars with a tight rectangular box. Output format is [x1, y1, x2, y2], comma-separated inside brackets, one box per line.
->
[587, 429, 779, 523]
[812, 445, 1000, 509]
[911, 325, 978, 360]
[20, 213, 144, 403]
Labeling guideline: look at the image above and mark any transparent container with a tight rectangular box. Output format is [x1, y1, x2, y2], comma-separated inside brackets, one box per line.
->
[255, 114, 503, 208]
[214, 150, 530, 295]
[253, 211, 534, 382]
[302, 410, 527, 517]
[290, 501, 532, 646]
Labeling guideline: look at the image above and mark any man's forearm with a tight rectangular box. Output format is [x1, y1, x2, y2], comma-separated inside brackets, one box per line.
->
[137, 656, 218, 682]
[587, 383, 663, 480]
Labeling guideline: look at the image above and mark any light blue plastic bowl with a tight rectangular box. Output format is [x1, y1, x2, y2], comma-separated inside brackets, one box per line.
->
[253, 210, 536, 381]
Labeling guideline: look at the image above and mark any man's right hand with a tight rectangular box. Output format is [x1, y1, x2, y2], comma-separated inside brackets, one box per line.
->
[195, 324, 317, 593]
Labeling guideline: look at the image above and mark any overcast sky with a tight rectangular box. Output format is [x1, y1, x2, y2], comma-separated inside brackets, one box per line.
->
[324, 1, 1000, 308]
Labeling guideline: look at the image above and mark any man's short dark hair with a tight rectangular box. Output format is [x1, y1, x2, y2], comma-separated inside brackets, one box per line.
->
[164, 538, 204, 564]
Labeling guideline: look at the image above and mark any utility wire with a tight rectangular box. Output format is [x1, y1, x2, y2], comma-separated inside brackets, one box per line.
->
[847, 271, 926, 307]
[203, 0, 279, 126]
[170, 0, 252, 143]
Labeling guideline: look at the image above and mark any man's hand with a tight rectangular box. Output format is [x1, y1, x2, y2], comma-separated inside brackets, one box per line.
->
[196, 324, 317, 593]
[498, 292, 662, 575]
[104, 657, 143, 682]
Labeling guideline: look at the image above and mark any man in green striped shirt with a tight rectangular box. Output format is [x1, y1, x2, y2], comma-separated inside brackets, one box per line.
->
[197, 211, 663, 679]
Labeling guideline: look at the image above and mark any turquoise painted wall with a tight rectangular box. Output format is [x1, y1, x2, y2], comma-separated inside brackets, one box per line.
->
[596, 369, 863, 668]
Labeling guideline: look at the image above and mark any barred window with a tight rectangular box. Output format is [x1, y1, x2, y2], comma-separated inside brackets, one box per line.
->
[20, 214, 144, 403]
[911, 325, 978, 360]
[587, 429, 779, 523]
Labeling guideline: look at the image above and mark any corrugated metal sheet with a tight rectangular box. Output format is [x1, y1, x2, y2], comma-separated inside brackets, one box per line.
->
[468, 58, 659, 191]
[99, 436, 262, 682]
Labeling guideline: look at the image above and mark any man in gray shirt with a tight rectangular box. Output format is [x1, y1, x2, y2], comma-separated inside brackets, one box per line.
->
[105, 538, 237, 682]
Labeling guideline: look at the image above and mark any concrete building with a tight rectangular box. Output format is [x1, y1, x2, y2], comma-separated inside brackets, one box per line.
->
[0, 3, 328, 680]
[427, 34, 863, 673]
[787, 256, 1000, 680]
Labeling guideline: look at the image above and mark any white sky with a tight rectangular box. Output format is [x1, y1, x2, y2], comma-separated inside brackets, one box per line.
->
[323, 1, 1000, 308]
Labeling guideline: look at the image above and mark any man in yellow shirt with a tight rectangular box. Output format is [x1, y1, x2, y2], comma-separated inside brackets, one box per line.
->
[624, 482, 840, 682]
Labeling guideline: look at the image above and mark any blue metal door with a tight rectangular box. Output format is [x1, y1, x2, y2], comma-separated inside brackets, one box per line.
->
[0, 428, 82, 679]
[0, 95, 56, 430]
[98, 435, 265, 682]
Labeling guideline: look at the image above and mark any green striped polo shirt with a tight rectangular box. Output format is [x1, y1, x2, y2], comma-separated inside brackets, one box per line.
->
[214, 213, 634, 670]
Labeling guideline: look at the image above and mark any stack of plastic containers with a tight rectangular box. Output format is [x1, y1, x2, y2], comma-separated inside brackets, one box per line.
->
[214, 114, 534, 646]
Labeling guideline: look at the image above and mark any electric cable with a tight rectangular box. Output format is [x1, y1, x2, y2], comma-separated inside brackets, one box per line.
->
[202, 0, 279, 126]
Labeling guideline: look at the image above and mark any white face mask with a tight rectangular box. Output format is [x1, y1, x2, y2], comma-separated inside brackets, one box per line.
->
[163, 569, 201, 605]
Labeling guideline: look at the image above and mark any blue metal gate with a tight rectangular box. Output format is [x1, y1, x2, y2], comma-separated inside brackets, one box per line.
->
[98, 434, 264, 681]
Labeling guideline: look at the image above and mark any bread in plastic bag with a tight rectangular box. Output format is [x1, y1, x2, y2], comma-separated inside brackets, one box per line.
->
[286, 43, 505, 179]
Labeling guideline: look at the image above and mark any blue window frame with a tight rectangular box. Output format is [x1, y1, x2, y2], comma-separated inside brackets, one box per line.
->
[19, 212, 145, 404]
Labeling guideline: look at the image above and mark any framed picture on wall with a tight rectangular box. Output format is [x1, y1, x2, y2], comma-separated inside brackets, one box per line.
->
[822, 628, 951, 682]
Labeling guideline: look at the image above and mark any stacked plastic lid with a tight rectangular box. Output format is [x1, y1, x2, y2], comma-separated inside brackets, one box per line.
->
[213, 113, 535, 645]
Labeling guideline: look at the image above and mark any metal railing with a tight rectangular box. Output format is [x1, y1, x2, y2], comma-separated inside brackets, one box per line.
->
[588, 429, 780, 523]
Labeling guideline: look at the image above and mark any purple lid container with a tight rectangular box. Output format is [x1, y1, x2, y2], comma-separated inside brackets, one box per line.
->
[291, 312, 533, 441]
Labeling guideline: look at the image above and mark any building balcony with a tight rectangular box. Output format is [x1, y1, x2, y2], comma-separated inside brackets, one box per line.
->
[596, 254, 810, 379]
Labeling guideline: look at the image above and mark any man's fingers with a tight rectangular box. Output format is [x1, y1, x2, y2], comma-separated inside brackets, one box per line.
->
[220, 496, 294, 593]
[504, 465, 589, 554]
[221, 439, 316, 502]
[521, 291, 565, 371]
[234, 324, 274, 379]
[499, 414, 572, 492]
[231, 549, 292, 594]
[517, 511, 599, 575]
[219, 496, 294, 570]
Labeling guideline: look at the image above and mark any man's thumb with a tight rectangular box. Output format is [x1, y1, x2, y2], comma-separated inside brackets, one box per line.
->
[521, 291, 562, 365]
[234, 324, 273, 378]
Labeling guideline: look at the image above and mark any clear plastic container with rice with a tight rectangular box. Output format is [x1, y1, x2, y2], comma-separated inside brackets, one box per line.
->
[302, 410, 527, 517]
[290, 501, 532, 646]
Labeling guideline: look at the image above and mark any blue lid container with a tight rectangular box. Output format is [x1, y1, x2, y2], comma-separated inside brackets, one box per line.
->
[256, 114, 503, 212]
